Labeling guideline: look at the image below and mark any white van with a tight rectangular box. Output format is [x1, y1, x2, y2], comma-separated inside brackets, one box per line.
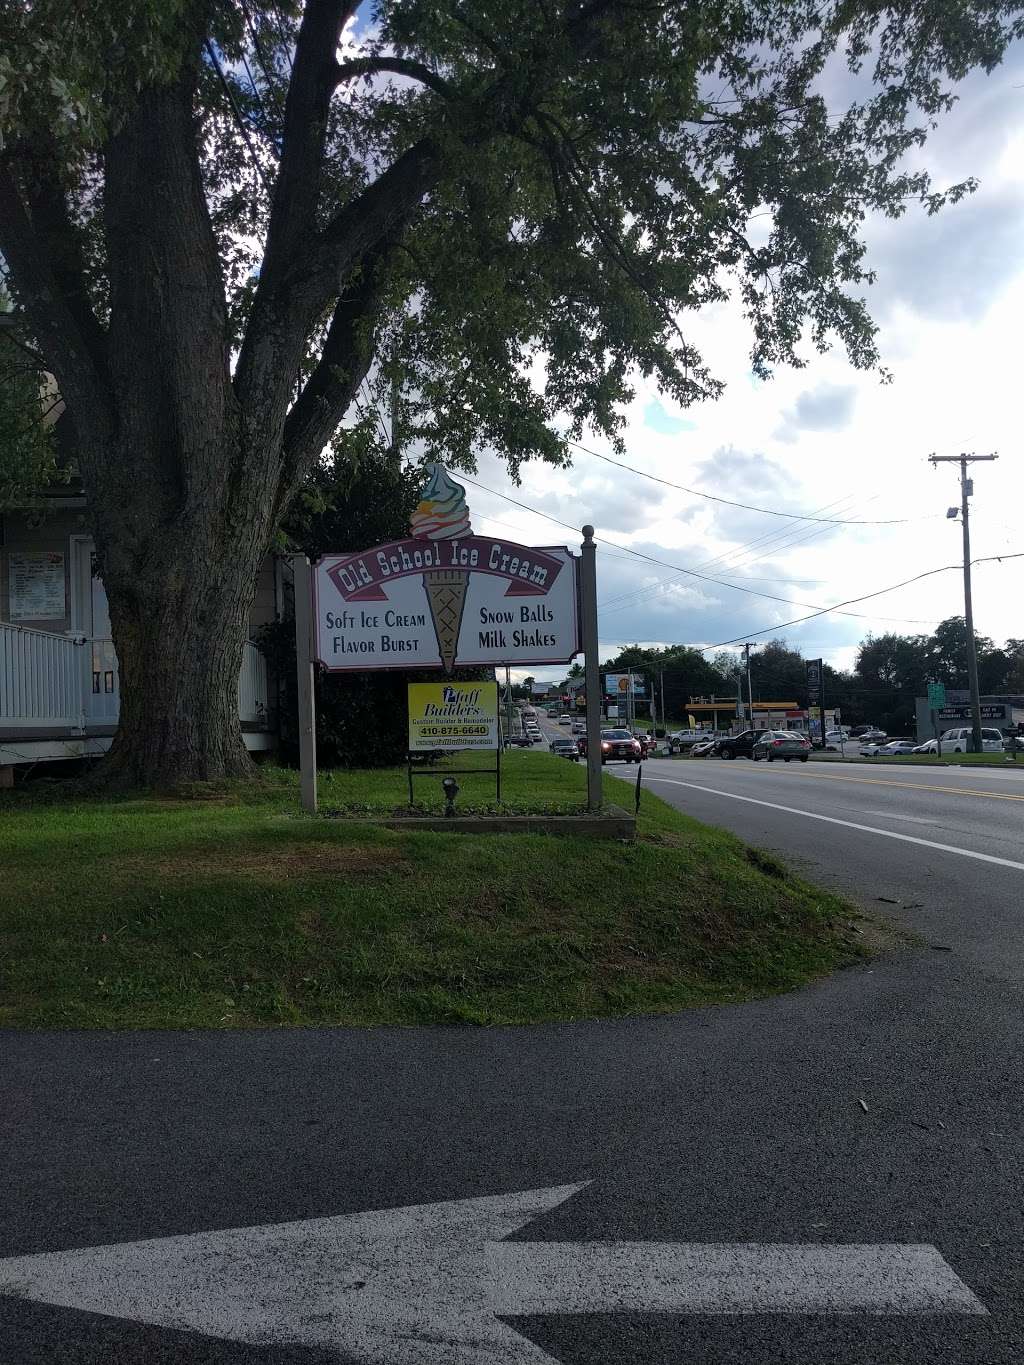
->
[938, 727, 1006, 754]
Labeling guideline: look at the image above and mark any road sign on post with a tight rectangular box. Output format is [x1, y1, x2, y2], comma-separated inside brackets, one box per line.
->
[927, 682, 946, 710]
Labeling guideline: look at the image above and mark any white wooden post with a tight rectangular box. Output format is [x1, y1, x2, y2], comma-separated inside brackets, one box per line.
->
[291, 555, 318, 814]
[580, 526, 603, 811]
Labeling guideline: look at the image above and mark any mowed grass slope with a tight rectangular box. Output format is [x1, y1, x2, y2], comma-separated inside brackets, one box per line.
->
[0, 752, 867, 1029]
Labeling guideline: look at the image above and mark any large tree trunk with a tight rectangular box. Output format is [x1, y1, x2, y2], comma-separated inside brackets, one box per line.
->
[97, 530, 262, 788]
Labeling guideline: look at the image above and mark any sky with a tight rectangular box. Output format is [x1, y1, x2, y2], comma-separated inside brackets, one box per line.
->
[345, 14, 1024, 687]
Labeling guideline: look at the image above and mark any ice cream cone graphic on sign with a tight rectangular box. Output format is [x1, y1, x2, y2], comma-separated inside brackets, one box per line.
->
[411, 464, 473, 672]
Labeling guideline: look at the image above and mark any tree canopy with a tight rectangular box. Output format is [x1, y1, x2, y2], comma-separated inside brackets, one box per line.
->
[5, 0, 1021, 478]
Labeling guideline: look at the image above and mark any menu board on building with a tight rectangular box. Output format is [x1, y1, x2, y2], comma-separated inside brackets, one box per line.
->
[9, 552, 66, 621]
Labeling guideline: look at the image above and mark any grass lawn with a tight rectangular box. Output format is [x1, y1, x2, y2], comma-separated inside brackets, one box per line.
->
[0, 752, 869, 1030]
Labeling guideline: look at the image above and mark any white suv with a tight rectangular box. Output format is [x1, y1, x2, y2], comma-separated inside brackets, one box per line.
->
[936, 727, 1006, 754]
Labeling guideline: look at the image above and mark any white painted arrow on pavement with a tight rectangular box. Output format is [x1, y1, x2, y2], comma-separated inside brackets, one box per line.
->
[0, 1184, 985, 1363]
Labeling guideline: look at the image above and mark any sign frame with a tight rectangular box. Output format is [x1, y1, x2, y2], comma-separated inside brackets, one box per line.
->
[407, 682, 499, 753]
[405, 681, 502, 805]
[312, 541, 581, 674]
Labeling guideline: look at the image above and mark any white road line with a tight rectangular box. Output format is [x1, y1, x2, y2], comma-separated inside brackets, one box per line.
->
[643, 775, 1024, 873]
[489, 1241, 986, 1316]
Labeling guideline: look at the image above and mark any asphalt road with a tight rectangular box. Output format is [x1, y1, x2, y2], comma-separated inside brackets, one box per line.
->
[628, 755, 1024, 972]
[2, 741, 1023, 1363]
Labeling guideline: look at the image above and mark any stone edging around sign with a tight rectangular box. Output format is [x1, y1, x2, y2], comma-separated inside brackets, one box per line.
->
[326, 804, 636, 840]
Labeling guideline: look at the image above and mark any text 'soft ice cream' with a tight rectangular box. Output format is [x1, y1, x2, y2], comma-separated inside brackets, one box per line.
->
[410, 464, 472, 540]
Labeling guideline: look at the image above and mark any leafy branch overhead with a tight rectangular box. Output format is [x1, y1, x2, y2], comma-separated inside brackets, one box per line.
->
[3, 0, 1019, 492]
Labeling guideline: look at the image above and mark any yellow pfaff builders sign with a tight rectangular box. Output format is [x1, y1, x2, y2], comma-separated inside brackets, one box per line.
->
[407, 682, 499, 752]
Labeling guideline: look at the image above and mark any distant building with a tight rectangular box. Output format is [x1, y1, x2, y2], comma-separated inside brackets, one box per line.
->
[914, 693, 1024, 742]
[683, 696, 839, 735]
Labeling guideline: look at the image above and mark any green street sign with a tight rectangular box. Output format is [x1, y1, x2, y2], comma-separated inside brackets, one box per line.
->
[927, 682, 946, 709]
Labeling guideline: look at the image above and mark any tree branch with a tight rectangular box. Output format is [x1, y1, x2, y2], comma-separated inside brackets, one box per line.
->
[263, 0, 359, 275]
[278, 242, 394, 504]
[0, 153, 113, 440]
[332, 56, 455, 100]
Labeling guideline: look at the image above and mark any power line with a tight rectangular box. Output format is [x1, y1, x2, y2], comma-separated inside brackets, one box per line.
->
[699, 552, 1024, 652]
[456, 472, 953, 627]
[360, 378, 391, 449]
[204, 40, 272, 194]
[599, 491, 868, 614]
[567, 438, 938, 526]
[239, 0, 287, 123]
[598, 489, 867, 610]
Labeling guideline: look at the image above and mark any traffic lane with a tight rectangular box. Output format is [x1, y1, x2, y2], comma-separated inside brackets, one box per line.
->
[630, 760, 1024, 972]
[635, 757, 1024, 865]
[2, 949, 1023, 1364]
[813, 758, 1024, 787]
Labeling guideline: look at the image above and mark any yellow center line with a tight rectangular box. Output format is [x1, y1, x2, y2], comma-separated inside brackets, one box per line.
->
[701, 764, 1024, 803]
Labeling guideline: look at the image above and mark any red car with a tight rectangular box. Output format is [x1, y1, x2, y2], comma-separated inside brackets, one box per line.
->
[577, 728, 643, 763]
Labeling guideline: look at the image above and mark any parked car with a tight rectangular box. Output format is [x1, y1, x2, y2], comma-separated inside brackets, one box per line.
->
[716, 729, 762, 760]
[824, 731, 848, 750]
[752, 731, 811, 762]
[856, 727, 887, 743]
[668, 730, 715, 753]
[549, 738, 580, 761]
[859, 737, 913, 756]
[690, 737, 719, 757]
[933, 726, 1007, 754]
[875, 738, 918, 757]
[577, 728, 642, 763]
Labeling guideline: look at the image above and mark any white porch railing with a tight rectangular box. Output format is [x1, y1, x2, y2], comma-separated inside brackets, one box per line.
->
[0, 623, 86, 728]
[238, 639, 269, 724]
[1, 623, 270, 730]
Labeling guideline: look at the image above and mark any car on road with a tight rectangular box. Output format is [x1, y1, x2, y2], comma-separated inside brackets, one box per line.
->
[752, 731, 811, 762]
[577, 728, 642, 763]
[557, 714, 573, 726]
[634, 733, 657, 757]
[508, 734, 534, 748]
[549, 738, 580, 761]
[849, 725, 884, 739]
[690, 737, 718, 757]
[855, 727, 887, 743]
[716, 729, 762, 760]
[571, 721, 585, 734]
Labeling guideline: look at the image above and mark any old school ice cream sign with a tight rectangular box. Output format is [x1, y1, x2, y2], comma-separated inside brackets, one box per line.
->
[313, 466, 580, 672]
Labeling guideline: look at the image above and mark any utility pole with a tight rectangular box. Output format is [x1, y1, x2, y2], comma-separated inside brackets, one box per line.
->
[929, 452, 998, 755]
[388, 368, 402, 467]
[742, 643, 756, 727]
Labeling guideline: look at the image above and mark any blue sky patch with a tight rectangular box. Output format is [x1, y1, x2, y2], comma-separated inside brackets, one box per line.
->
[644, 398, 696, 434]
